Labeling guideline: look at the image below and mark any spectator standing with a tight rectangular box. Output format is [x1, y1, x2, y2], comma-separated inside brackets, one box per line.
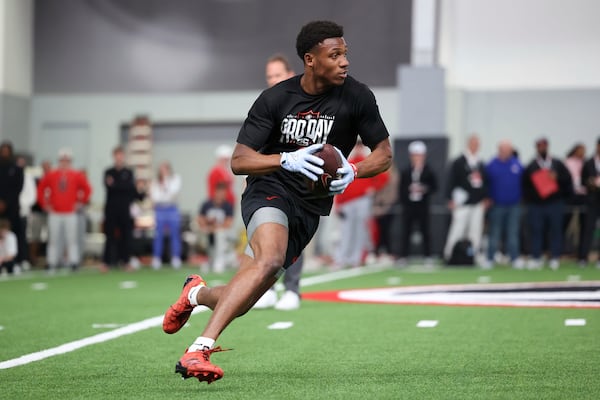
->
[0, 219, 18, 276]
[443, 134, 488, 264]
[197, 182, 235, 273]
[398, 141, 437, 266]
[0, 141, 24, 271]
[102, 146, 144, 272]
[563, 143, 587, 257]
[16, 156, 37, 270]
[485, 140, 524, 268]
[579, 138, 600, 267]
[37, 148, 92, 272]
[150, 161, 182, 269]
[522, 137, 572, 270]
[29, 160, 51, 267]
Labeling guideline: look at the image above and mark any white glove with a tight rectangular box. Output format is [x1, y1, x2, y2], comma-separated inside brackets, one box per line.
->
[329, 147, 357, 195]
[280, 143, 325, 181]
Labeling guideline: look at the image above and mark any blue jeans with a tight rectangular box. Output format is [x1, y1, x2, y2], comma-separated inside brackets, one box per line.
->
[527, 201, 565, 259]
[153, 205, 181, 259]
[487, 204, 521, 262]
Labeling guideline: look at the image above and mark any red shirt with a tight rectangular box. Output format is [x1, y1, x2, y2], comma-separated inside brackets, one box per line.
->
[37, 169, 92, 213]
[207, 165, 235, 205]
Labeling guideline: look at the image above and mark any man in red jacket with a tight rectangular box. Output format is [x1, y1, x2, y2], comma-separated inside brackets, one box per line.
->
[37, 148, 92, 271]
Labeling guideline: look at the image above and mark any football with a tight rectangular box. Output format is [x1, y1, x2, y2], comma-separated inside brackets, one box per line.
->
[308, 143, 343, 195]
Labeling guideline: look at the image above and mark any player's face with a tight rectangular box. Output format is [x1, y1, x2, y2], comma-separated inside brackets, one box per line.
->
[266, 61, 293, 88]
[311, 37, 349, 86]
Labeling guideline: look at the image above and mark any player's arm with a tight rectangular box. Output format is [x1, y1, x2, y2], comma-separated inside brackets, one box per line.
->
[231, 142, 324, 180]
[330, 139, 392, 195]
[355, 138, 392, 178]
[230, 143, 282, 176]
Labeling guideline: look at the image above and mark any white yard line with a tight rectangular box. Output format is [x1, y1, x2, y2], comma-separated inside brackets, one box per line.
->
[0, 266, 383, 370]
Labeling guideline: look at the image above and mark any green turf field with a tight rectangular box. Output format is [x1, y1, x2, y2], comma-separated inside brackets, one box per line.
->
[1, 263, 599, 399]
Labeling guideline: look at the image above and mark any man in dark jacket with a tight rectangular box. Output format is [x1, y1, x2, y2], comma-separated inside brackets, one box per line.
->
[101, 146, 144, 271]
[522, 137, 572, 270]
[578, 137, 600, 267]
[398, 141, 437, 265]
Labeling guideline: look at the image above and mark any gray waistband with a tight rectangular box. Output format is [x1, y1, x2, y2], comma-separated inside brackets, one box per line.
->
[244, 207, 288, 260]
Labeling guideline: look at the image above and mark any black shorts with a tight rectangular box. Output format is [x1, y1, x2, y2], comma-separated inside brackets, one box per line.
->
[241, 178, 320, 269]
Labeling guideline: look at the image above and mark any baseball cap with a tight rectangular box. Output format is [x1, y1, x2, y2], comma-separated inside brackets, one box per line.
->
[535, 136, 548, 145]
[408, 141, 427, 155]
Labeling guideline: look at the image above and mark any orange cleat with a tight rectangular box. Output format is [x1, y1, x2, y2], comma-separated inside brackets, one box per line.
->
[163, 274, 206, 334]
[175, 347, 229, 384]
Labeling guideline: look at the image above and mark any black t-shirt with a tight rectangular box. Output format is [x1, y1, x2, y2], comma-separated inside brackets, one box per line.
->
[236, 75, 389, 215]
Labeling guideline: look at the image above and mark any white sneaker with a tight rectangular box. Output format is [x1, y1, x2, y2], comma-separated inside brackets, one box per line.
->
[151, 257, 162, 270]
[527, 259, 542, 270]
[395, 258, 407, 268]
[549, 258, 560, 270]
[479, 259, 493, 270]
[512, 258, 525, 270]
[274, 290, 301, 311]
[171, 257, 182, 269]
[129, 257, 140, 270]
[13, 264, 22, 276]
[253, 289, 277, 309]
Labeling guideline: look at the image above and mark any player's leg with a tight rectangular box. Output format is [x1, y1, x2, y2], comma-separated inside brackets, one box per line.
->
[167, 206, 182, 267]
[171, 219, 289, 383]
[283, 253, 302, 294]
[443, 206, 469, 260]
[46, 213, 60, 271]
[65, 213, 79, 269]
[467, 203, 485, 260]
[199, 221, 288, 338]
[152, 207, 165, 268]
[102, 214, 116, 267]
[275, 253, 303, 310]
[420, 204, 432, 258]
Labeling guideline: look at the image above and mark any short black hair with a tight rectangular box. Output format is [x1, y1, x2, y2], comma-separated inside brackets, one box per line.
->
[296, 20, 344, 60]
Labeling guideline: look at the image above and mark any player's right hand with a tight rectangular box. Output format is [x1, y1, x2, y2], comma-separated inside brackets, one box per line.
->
[280, 144, 324, 181]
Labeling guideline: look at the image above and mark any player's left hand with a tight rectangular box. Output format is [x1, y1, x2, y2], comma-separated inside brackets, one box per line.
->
[329, 147, 357, 195]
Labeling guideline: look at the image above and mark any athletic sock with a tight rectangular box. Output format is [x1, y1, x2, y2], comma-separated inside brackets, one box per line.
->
[188, 337, 215, 352]
[187, 284, 204, 306]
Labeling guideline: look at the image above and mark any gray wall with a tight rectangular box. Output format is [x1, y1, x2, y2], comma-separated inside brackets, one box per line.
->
[34, 0, 412, 92]
[0, 93, 31, 153]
